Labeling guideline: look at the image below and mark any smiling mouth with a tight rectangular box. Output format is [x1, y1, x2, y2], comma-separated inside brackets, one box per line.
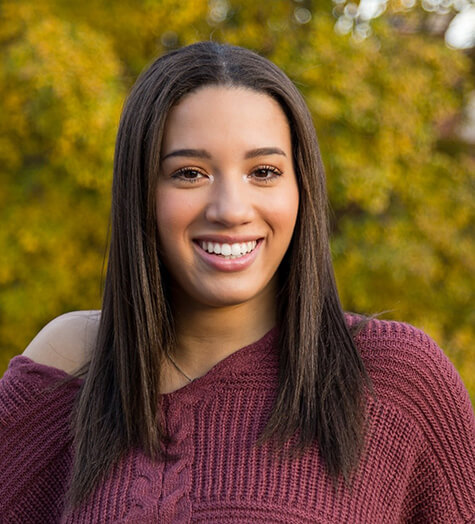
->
[196, 240, 259, 259]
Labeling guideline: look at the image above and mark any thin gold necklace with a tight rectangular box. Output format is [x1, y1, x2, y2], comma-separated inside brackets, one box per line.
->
[167, 354, 193, 383]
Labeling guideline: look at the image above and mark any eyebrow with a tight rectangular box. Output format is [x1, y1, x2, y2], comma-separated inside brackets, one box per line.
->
[161, 147, 287, 161]
[161, 149, 211, 161]
[245, 147, 286, 159]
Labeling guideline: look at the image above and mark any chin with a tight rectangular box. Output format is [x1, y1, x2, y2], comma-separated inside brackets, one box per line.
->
[189, 282, 267, 309]
[198, 292, 259, 309]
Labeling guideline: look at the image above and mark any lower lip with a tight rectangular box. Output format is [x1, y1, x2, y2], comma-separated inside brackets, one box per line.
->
[193, 240, 262, 272]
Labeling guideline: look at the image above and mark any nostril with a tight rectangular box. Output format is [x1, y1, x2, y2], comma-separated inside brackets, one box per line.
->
[204, 201, 255, 226]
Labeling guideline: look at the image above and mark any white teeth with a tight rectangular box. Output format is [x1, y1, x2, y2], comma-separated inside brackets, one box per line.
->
[221, 244, 232, 256]
[198, 240, 258, 258]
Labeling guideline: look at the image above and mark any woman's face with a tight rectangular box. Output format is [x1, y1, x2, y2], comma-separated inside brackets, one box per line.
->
[156, 86, 299, 310]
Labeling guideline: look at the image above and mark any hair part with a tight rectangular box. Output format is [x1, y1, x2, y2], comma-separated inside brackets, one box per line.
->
[67, 41, 370, 508]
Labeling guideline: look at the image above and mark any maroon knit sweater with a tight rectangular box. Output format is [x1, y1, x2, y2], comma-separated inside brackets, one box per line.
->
[0, 318, 474, 523]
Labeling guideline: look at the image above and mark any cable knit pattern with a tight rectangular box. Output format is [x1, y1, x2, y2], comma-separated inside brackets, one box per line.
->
[0, 318, 474, 523]
[158, 398, 194, 523]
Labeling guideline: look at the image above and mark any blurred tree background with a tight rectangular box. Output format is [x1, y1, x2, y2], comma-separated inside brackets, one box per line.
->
[1, 0, 474, 399]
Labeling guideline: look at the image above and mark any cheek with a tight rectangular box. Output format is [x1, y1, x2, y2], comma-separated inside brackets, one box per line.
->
[267, 188, 299, 240]
[155, 189, 204, 271]
[155, 191, 186, 265]
[156, 190, 195, 237]
[156, 197, 177, 235]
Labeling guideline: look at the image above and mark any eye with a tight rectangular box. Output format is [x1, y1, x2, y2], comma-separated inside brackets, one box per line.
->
[171, 167, 207, 184]
[250, 165, 283, 183]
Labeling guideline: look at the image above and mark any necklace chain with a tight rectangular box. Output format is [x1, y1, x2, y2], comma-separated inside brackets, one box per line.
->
[167, 354, 194, 383]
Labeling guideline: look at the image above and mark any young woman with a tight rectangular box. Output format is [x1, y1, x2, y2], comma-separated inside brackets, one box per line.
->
[1, 42, 474, 523]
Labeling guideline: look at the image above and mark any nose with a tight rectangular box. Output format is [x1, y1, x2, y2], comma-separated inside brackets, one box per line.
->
[204, 175, 256, 227]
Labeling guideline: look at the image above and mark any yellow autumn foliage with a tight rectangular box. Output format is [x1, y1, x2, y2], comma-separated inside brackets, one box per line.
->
[1, 0, 473, 400]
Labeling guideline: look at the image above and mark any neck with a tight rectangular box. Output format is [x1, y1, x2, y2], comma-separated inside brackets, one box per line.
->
[169, 284, 277, 381]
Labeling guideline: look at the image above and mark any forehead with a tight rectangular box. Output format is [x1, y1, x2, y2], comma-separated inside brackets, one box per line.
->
[161, 86, 292, 152]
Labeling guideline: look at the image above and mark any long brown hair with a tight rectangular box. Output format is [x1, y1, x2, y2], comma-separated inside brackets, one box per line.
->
[68, 42, 370, 507]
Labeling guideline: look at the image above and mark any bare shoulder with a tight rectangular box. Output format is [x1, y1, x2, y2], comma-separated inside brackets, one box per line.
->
[22, 310, 101, 374]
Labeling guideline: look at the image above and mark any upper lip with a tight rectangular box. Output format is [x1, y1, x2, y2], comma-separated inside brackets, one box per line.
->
[193, 235, 263, 243]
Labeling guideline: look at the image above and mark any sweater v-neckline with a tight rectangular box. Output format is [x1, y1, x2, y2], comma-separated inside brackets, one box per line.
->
[10, 326, 279, 405]
[160, 326, 278, 403]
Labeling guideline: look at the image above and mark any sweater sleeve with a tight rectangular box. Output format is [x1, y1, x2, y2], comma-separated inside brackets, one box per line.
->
[358, 321, 475, 523]
[0, 356, 82, 524]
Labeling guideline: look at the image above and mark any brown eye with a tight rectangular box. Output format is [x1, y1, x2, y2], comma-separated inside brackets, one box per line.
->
[171, 167, 206, 183]
[251, 165, 282, 183]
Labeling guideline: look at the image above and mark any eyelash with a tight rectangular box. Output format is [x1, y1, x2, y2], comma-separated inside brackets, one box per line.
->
[170, 165, 283, 184]
[251, 165, 282, 183]
[171, 167, 206, 184]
